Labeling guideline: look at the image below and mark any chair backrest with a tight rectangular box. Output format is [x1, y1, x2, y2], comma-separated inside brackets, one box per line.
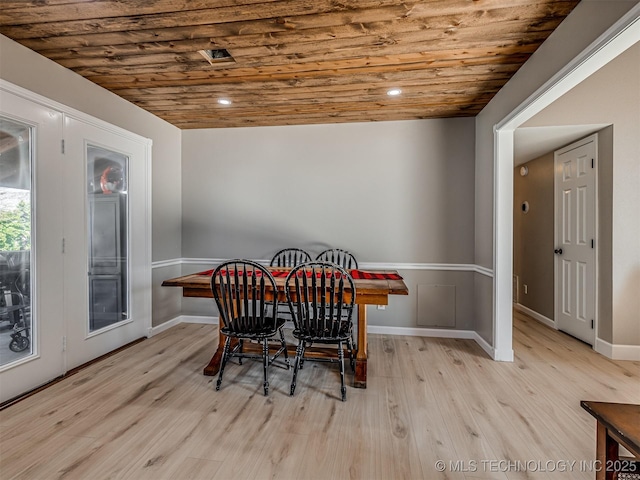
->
[285, 262, 356, 340]
[270, 248, 312, 267]
[211, 260, 278, 335]
[315, 249, 358, 269]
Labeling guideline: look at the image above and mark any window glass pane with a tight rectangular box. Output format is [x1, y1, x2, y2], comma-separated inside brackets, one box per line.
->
[0, 116, 33, 365]
[87, 146, 128, 332]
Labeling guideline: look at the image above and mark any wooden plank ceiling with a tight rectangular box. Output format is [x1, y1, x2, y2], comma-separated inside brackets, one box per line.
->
[0, 0, 580, 129]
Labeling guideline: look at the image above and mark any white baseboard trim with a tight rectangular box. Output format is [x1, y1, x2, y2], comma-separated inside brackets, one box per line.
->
[595, 338, 640, 361]
[367, 325, 497, 359]
[151, 316, 504, 360]
[148, 316, 183, 337]
[514, 303, 556, 330]
[149, 315, 218, 336]
[182, 315, 219, 325]
[367, 325, 474, 338]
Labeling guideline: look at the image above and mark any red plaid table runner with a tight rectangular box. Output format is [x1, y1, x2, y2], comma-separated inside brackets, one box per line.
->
[196, 268, 402, 280]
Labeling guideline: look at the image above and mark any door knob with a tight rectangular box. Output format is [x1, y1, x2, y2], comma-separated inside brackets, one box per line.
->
[554, 248, 563, 255]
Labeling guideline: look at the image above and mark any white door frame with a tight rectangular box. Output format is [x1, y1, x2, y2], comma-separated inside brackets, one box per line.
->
[492, 5, 640, 361]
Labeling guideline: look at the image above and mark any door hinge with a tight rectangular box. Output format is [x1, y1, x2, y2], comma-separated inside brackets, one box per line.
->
[591, 320, 594, 329]
[61, 139, 65, 154]
[62, 336, 67, 351]
[61, 237, 66, 253]
[591, 239, 594, 249]
[591, 158, 594, 169]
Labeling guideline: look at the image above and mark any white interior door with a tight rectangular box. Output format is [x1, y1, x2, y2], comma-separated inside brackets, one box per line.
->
[554, 135, 596, 345]
[0, 90, 65, 402]
[63, 115, 151, 370]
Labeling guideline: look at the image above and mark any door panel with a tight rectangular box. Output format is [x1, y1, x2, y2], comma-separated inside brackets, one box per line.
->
[555, 136, 596, 345]
[561, 259, 571, 316]
[63, 115, 150, 370]
[0, 91, 65, 402]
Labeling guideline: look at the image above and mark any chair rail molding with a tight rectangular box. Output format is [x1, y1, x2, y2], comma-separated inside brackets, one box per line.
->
[152, 258, 495, 277]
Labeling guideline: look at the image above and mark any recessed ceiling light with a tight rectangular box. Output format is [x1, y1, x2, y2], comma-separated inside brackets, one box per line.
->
[217, 98, 232, 105]
[387, 88, 402, 96]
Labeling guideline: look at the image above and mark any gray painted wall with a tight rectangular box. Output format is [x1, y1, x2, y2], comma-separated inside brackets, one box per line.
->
[513, 152, 554, 319]
[0, 34, 184, 326]
[523, 42, 639, 345]
[473, 1, 637, 347]
[181, 118, 477, 329]
[182, 118, 475, 263]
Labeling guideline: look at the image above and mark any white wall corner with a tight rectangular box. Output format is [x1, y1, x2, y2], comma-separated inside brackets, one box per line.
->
[472, 332, 497, 360]
[595, 338, 640, 361]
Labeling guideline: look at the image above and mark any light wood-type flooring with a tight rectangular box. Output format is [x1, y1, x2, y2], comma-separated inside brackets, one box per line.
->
[1, 311, 638, 479]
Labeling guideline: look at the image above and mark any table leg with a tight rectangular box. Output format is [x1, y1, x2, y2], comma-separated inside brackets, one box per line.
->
[203, 323, 226, 375]
[354, 304, 368, 388]
[596, 421, 619, 480]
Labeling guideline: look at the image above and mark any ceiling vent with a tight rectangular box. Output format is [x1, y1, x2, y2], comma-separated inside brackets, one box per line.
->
[198, 49, 235, 65]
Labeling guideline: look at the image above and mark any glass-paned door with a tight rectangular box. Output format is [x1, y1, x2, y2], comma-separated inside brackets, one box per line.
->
[0, 117, 33, 366]
[64, 116, 149, 371]
[87, 146, 129, 332]
[0, 90, 65, 403]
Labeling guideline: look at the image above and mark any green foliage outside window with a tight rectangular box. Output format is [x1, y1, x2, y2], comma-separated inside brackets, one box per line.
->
[0, 201, 31, 251]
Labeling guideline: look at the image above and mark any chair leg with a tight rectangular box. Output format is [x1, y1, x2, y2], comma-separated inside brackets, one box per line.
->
[290, 341, 305, 396]
[262, 338, 270, 396]
[216, 336, 231, 391]
[238, 339, 243, 365]
[300, 341, 310, 369]
[279, 328, 290, 369]
[347, 337, 355, 373]
[338, 340, 346, 401]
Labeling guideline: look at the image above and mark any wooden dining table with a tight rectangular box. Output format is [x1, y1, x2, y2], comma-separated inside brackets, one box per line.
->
[162, 266, 409, 388]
